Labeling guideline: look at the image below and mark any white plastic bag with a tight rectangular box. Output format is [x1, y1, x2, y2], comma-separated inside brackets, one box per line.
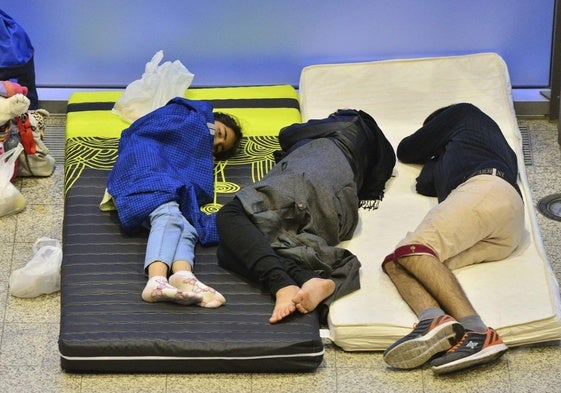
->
[0, 143, 26, 217]
[9, 237, 62, 298]
[112, 50, 195, 123]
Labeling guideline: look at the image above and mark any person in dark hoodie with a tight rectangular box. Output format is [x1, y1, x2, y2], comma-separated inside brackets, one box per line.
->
[216, 109, 396, 324]
[381, 103, 524, 374]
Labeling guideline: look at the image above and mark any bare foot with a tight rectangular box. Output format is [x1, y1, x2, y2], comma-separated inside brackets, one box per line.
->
[269, 285, 300, 324]
[292, 278, 335, 314]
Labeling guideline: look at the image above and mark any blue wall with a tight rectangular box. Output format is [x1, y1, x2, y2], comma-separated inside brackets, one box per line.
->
[2, 1, 555, 88]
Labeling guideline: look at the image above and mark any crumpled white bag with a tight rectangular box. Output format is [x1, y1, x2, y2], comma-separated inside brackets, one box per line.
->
[112, 50, 195, 123]
[0, 143, 26, 217]
[9, 237, 62, 298]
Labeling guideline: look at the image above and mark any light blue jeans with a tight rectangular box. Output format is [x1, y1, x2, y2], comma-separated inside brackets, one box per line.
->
[144, 201, 198, 273]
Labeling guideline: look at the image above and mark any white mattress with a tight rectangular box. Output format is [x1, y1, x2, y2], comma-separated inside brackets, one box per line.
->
[299, 52, 561, 351]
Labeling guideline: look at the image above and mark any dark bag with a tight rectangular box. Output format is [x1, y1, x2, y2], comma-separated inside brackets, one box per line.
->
[0, 9, 38, 109]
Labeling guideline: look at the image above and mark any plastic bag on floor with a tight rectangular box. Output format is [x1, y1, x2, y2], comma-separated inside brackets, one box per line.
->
[112, 50, 194, 123]
[0, 143, 26, 217]
[9, 237, 62, 298]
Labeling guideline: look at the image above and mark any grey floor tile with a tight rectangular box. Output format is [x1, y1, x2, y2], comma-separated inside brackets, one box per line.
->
[526, 128, 561, 166]
[334, 348, 380, 369]
[167, 373, 253, 393]
[0, 214, 17, 243]
[337, 365, 424, 393]
[0, 365, 82, 393]
[5, 291, 60, 324]
[0, 280, 8, 325]
[507, 345, 561, 393]
[20, 166, 64, 205]
[0, 243, 13, 281]
[0, 322, 59, 367]
[422, 357, 510, 393]
[14, 202, 63, 242]
[526, 167, 561, 201]
[251, 368, 337, 393]
[80, 374, 166, 393]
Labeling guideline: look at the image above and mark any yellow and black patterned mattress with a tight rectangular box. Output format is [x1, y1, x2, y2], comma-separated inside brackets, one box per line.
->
[59, 86, 325, 373]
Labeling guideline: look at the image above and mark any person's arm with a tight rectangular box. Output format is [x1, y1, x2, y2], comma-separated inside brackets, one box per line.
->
[414, 158, 438, 197]
[396, 105, 462, 164]
[398, 120, 448, 197]
[397, 124, 448, 164]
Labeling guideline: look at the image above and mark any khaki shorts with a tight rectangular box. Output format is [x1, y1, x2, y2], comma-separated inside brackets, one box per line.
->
[396, 174, 525, 270]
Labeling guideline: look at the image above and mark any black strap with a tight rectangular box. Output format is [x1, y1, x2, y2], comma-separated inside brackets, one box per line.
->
[66, 102, 115, 112]
[66, 97, 300, 113]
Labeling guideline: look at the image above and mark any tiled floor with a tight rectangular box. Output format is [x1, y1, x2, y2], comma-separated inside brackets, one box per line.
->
[1, 114, 560, 393]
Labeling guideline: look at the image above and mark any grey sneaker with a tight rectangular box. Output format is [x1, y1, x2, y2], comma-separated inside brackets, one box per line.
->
[430, 327, 507, 374]
[383, 314, 464, 369]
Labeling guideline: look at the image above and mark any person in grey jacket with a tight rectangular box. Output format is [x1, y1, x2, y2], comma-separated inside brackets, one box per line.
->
[217, 109, 395, 323]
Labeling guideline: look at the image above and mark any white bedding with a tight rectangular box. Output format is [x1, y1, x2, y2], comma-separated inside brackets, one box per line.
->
[299, 53, 561, 350]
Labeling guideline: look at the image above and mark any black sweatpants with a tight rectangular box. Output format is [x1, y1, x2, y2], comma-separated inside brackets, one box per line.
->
[216, 197, 319, 295]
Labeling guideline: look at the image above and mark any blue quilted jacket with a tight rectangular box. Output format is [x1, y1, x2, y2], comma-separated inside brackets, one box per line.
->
[107, 97, 219, 245]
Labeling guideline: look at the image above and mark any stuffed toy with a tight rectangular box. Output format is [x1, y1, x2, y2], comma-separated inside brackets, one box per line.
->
[0, 93, 30, 125]
[0, 80, 30, 123]
[0, 81, 30, 217]
[16, 107, 55, 177]
[0, 80, 31, 172]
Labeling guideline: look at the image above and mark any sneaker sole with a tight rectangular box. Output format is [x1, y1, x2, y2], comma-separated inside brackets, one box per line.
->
[383, 321, 463, 369]
[431, 343, 508, 374]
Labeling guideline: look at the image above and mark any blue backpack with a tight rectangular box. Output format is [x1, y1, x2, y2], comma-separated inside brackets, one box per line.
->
[0, 9, 38, 109]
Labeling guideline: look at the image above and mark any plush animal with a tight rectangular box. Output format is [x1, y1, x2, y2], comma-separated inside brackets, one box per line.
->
[0, 80, 55, 177]
[14, 107, 54, 177]
[0, 93, 30, 125]
[28, 108, 50, 139]
[0, 83, 30, 216]
[0, 80, 30, 124]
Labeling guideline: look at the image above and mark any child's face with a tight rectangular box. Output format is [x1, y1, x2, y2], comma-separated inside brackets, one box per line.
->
[213, 120, 236, 155]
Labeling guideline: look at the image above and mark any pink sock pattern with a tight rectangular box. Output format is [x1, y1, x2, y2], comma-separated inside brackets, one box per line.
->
[142, 276, 202, 305]
[169, 272, 226, 308]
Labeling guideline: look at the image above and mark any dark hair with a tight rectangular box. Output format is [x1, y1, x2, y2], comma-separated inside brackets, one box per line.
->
[213, 112, 243, 161]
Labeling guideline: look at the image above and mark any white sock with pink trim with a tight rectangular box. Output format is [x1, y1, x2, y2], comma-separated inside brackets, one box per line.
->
[142, 275, 202, 305]
[169, 271, 226, 308]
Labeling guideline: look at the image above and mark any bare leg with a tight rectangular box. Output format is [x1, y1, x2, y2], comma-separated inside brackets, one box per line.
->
[171, 260, 193, 274]
[292, 278, 335, 314]
[383, 258, 466, 370]
[384, 259, 439, 316]
[148, 260, 170, 279]
[397, 255, 476, 320]
[269, 285, 300, 324]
